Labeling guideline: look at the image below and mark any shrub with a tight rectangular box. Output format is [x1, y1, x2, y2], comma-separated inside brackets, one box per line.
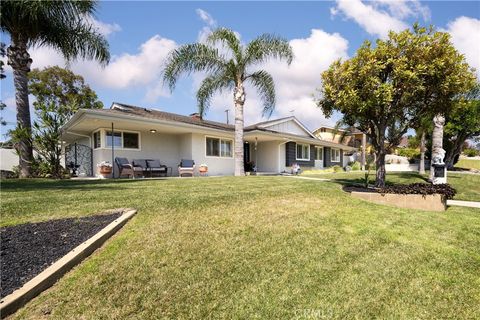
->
[463, 148, 479, 157]
[380, 183, 456, 199]
[332, 165, 343, 172]
[348, 161, 361, 171]
[397, 148, 420, 160]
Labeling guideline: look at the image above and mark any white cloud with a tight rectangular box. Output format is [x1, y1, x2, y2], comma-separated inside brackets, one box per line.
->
[444, 16, 480, 78]
[26, 34, 178, 102]
[196, 8, 218, 43]
[331, 0, 430, 38]
[87, 17, 122, 36]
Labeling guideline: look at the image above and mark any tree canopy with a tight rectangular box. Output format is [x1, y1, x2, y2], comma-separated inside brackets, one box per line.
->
[317, 25, 476, 187]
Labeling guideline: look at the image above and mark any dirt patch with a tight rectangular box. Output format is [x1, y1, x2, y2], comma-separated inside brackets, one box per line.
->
[1, 212, 122, 298]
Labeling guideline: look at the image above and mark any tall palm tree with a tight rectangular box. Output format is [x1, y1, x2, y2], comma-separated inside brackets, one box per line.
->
[163, 28, 293, 176]
[1, 1, 110, 177]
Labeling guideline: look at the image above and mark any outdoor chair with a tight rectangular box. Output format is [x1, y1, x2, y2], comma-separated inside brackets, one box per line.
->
[146, 159, 168, 177]
[115, 157, 140, 178]
[178, 159, 195, 177]
[132, 159, 149, 177]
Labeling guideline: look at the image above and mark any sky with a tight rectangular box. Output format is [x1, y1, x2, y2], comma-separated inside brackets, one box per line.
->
[1, 0, 479, 139]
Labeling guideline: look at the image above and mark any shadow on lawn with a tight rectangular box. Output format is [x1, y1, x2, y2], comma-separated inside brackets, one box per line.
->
[0, 178, 167, 192]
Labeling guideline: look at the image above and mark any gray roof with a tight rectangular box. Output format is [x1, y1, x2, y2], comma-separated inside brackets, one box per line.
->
[109, 102, 235, 131]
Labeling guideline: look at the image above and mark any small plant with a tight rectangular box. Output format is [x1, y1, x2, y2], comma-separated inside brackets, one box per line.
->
[463, 148, 479, 157]
[332, 165, 343, 173]
[348, 161, 361, 171]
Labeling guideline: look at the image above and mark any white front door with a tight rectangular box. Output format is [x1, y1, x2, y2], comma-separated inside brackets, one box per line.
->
[314, 146, 324, 169]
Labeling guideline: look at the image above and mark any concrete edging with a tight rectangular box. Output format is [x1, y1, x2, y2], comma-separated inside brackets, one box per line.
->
[0, 208, 137, 318]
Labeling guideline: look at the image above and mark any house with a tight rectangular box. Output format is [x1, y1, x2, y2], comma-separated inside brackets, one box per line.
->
[60, 102, 356, 177]
[313, 125, 367, 149]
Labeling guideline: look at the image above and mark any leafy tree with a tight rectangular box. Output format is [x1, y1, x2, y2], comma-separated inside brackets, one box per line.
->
[443, 83, 480, 168]
[317, 25, 476, 187]
[29, 67, 103, 178]
[163, 28, 293, 176]
[1, 0, 110, 177]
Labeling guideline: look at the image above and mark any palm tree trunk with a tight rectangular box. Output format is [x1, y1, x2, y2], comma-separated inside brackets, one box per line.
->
[419, 131, 426, 174]
[7, 37, 33, 178]
[234, 83, 245, 176]
[430, 114, 445, 182]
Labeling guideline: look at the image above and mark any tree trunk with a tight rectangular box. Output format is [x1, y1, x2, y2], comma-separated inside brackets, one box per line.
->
[444, 133, 466, 169]
[361, 133, 366, 170]
[233, 83, 245, 176]
[374, 148, 386, 188]
[430, 114, 445, 181]
[7, 37, 33, 178]
[419, 131, 426, 174]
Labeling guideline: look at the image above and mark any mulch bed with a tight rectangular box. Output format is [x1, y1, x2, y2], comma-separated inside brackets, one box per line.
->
[1, 212, 122, 298]
[343, 183, 456, 199]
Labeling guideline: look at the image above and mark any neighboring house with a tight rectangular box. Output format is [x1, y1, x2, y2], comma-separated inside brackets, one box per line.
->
[61, 102, 356, 177]
[313, 125, 366, 149]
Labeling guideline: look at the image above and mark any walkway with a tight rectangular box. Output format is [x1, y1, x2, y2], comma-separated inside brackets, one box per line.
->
[447, 200, 480, 209]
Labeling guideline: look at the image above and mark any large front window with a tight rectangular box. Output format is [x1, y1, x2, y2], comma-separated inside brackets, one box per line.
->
[105, 131, 139, 149]
[296, 143, 310, 160]
[206, 137, 232, 157]
[331, 148, 340, 162]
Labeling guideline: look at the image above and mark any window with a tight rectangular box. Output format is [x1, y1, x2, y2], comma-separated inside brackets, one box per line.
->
[123, 132, 139, 149]
[315, 147, 323, 161]
[331, 148, 341, 162]
[106, 131, 122, 148]
[93, 131, 101, 149]
[296, 143, 310, 160]
[206, 137, 232, 157]
[105, 131, 140, 149]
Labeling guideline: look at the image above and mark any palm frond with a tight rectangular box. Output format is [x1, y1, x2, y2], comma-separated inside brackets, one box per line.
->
[163, 43, 227, 91]
[247, 70, 275, 117]
[207, 28, 242, 63]
[245, 34, 293, 66]
[197, 71, 234, 117]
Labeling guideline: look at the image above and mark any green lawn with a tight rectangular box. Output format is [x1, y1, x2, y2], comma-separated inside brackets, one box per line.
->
[302, 171, 480, 202]
[456, 158, 480, 170]
[1, 176, 480, 319]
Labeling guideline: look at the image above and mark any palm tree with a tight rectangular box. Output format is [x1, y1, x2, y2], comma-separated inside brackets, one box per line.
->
[163, 28, 293, 176]
[1, 1, 110, 177]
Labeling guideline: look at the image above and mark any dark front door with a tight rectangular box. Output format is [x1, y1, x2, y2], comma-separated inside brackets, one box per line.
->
[244, 142, 251, 169]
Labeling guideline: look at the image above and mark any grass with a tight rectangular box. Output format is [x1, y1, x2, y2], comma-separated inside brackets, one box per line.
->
[302, 171, 480, 202]
[456, 158, 480, 170]
[1, 176, 480, 319]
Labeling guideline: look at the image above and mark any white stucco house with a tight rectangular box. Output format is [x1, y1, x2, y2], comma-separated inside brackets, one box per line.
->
[60, 102, 356, 177]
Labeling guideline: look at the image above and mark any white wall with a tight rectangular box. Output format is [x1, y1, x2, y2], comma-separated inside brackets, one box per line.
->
[256, 141, 280, 172]
[263, 120, 310, 137]
[0, 148, 18, 171]
[190, 133, 234, 176]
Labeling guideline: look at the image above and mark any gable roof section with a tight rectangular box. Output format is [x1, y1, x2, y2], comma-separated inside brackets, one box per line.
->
[245, 116, 316, 138]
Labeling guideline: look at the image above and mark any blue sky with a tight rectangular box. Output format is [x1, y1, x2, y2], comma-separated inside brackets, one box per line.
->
[1, 1, 479, 139]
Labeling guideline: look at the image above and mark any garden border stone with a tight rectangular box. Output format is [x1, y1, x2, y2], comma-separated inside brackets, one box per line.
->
[0, 208, 137, 318]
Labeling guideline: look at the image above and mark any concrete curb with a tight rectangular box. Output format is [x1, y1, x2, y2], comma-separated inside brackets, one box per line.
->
[0, 208, 137, 318]
[447, 200, 480, 208]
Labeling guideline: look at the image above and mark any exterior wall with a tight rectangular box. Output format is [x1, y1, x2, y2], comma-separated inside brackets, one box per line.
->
[256, 141, 280, 172]
[285, 142, 315, 167]
[0, 148, 18, 171]
[323, 147, 343, 167]
[263, 121, 310, 137]
[190, 133, 234, 176]
[93, 130, 181, 177]
[178, 133, 193, 160]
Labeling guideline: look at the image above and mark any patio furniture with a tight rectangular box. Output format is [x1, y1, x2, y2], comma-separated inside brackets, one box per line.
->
[115, 157, 141, 178]
[132, 159, 149, 177]
[146, 159, 168, 177]
[178, 159, 195, 177]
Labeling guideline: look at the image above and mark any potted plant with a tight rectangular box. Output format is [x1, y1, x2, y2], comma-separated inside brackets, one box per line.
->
[199, 163, 208, 175]
[97, 161, 113, 177]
